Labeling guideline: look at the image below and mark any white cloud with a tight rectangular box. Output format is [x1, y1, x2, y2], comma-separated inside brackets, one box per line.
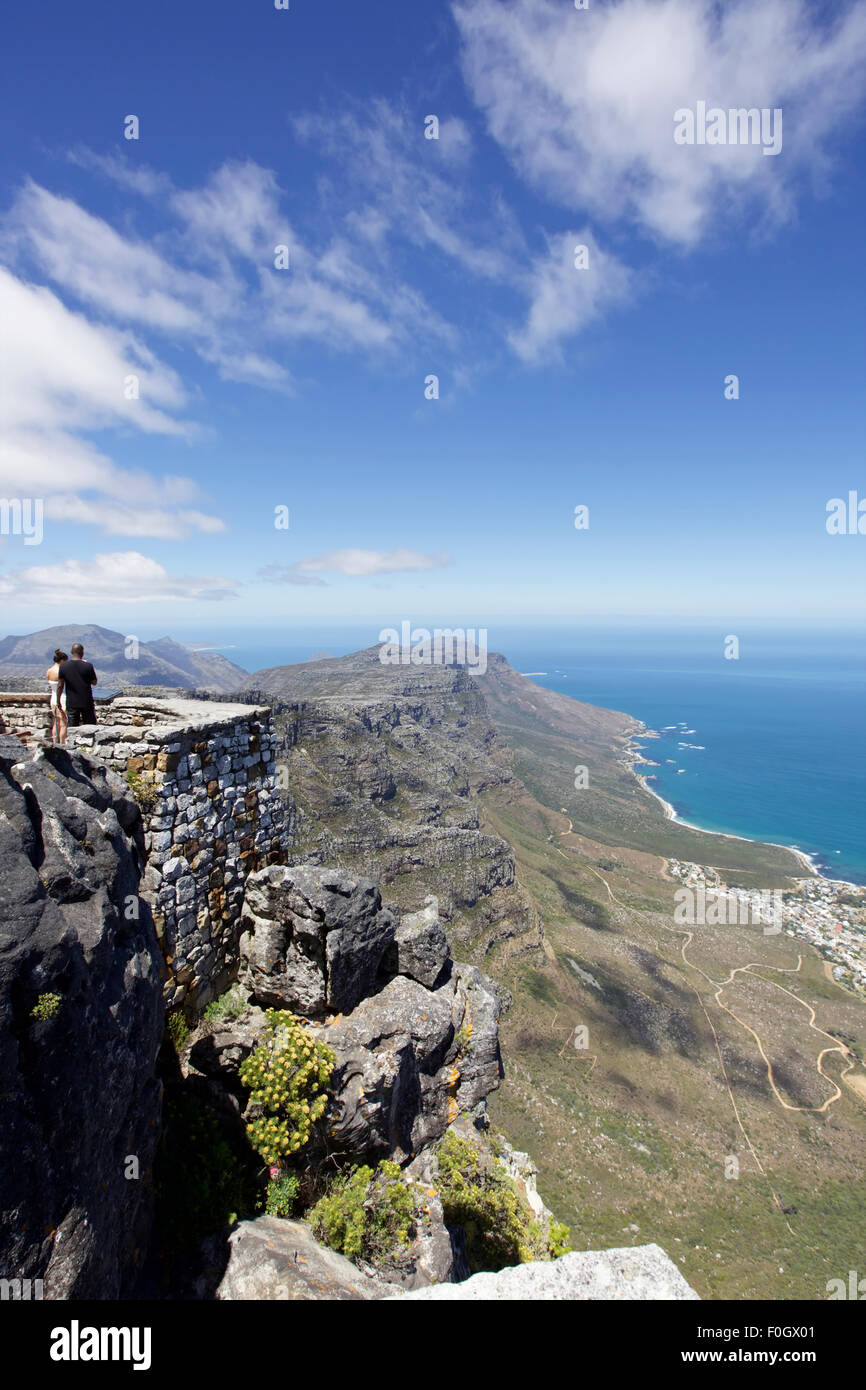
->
[261, 549, 453, 584]
[294, 99, 524, 284]
[67, 146, 173, 199]
[0, 267, 225, 539]
[509, 230, 634, 362]
[0, 551, 237, 604]
[4, 159, 452, 374]
[453, 0, 866, 246]
[3, 181, 221, 332]
[170, 160, 286, 260]
[0, 266, 188, 435]
[0, 155, 449, 549]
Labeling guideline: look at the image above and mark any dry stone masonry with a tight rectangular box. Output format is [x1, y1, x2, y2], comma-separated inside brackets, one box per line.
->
[0, 692, 55, 741]
[70, 699, 286, 1011]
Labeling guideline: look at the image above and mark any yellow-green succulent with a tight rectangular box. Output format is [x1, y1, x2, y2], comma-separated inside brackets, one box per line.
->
[239, 1009, 336, 1166]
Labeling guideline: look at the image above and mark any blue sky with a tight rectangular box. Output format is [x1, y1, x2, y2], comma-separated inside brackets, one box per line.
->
[0, 0, 864, 642]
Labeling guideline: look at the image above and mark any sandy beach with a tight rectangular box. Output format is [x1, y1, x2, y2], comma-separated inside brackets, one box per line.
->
[629, 740, 821, 879]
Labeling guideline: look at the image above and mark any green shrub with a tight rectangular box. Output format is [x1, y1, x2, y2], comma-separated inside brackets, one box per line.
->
[239, 1009, 336, 1166]
[265, 1170, 300, 1218]
[309, 1160, 415, 1262]
[435, 1131, 571, 1273]
[166, 1012, 190, 1054]
[125, 768, 158, 811]
[454, 1021, 473, 1055]
[203, 984, 247, 1023]
[31, 992, 61, 1022]
[546, 1219, 572, 1258]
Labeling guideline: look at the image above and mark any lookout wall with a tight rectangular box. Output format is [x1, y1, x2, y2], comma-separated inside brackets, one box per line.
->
[0, 694, 287, 1011]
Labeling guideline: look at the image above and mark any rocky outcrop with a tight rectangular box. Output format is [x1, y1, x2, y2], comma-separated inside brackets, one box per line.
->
[217, 1220, 699, 1301]
[385, 896, 449, 988]
[0, 736, 163, 1299]
[217, 1217, 386, 1300]
[393, 1243, 701, 1301]
[233, 649, 542, 961]
[195, 868, 504, 1161]
[239, 865, 395, 1016]
[321, 961, 502, 1157]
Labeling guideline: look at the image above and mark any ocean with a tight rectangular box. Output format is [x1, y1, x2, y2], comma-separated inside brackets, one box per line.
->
[500, 626, 866, 887]
[178, 623, 866, 886]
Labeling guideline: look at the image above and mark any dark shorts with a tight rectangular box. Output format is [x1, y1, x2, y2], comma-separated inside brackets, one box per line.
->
[67, 705, 97, 728]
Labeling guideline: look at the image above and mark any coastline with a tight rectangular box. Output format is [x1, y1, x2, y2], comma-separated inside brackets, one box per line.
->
[628, 739, 824, 882]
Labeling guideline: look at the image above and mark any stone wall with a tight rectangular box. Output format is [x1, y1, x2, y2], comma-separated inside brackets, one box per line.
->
[0, 692, 53, 741]
[0, 694, 287, 1012]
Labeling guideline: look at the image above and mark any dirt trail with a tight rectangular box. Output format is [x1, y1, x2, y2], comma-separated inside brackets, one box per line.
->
[550, 810, 863, 1237]
[556, 813, 853, 1113]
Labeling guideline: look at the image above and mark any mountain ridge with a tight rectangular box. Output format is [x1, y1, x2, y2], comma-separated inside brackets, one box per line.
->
[231, 643, 866, 1299]
[0, 623, 250, 694]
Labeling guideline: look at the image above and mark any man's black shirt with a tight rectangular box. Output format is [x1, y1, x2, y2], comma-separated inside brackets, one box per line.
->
[58, 658, 97, 711]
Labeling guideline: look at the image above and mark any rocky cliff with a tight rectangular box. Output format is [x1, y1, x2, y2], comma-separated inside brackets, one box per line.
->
[0, 735, 164, 1299]
[0, 674, 700, 1303]
[238, 649, 542, 962]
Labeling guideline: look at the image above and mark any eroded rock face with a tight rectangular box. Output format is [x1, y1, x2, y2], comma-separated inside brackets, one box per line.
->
[217, 1217, 386, 1300]
[0, 737, 163, 1299]
[385, 896, 449, 989]
[392, 1243, 701, 1301]
[200, 868, 504, 1162]
[239, 865, 395, 1016]
[234, 650, 542, 961]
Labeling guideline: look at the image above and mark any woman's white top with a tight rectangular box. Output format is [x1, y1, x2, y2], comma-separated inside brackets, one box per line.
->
[48, 679, 67, 711]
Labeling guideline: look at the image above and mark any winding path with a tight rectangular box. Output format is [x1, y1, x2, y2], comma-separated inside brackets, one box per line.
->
[555, 813, 853, 1114]
[549, 809, 863, 1239]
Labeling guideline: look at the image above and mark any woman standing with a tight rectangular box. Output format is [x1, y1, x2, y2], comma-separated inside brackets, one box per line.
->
[46, 648, 68, 745]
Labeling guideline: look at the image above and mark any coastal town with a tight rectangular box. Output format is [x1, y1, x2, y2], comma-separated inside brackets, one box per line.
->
[667, 857, 866, 997]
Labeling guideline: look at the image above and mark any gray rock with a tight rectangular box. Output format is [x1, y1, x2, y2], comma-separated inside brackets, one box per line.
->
[239, 865, 395, 1016]
[187, 1010, 265, 1087]
[387, 897, 449, 988]
[399, 1150, 470, 1288]
[396, 1186, 466, 1289]
[391, 1243, 701, 1301]
[198, 903, 502, 1165]
[0, 739, 163, 1299]
[162, 856, 186, 883]
[322, 963, 502, 1157]
[322, 974, 454, 1157]
[217, 1217, 386, 1300]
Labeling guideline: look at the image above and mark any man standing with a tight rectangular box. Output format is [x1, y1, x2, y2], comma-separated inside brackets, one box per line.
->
[59, 642, 98, 727]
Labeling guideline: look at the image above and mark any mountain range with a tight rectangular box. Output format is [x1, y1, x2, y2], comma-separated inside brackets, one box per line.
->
[3, 626, 864, 1299]
[0, 624, 250, 694]
[235, 643, 866, 1299]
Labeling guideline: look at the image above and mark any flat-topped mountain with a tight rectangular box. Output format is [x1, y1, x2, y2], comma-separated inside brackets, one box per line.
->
[238, 646, 539, 963]
[0, 623, 249, 694]
[248, 643, 483, 700]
